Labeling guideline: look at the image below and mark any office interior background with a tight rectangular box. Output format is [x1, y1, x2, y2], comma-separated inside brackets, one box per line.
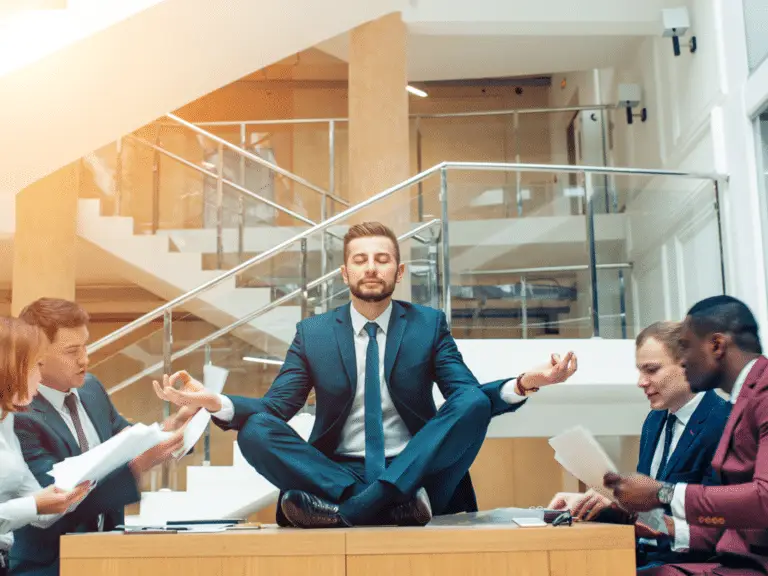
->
[0, 0, 767, 523]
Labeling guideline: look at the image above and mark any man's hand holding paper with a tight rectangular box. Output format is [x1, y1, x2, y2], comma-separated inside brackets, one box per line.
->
[48, 423, 179, 491]
[548, 426, 620, 504]
[603, 472, 665, 512]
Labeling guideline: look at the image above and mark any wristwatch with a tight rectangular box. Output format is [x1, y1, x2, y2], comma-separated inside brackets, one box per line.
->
[657, 482, 675, 505]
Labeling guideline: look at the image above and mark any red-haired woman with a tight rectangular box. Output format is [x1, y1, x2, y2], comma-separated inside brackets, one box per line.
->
[0, 317, 89, 575]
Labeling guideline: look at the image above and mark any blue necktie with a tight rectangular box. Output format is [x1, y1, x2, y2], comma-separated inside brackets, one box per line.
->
[363, 321, 385, 482]
[657, 414, 677, 479]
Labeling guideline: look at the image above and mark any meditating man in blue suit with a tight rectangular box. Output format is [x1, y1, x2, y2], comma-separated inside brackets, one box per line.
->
[549, 321, 730, 568]
[155, 222, 578, 528]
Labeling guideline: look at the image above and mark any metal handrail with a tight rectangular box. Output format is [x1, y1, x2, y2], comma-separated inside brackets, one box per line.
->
[462, 263, 632, 275]
[165, 113, 350, 207]
[128, 135, 317, 228]
[190, 104, 619, 126]
[88, 161, 726, 356]
[442, 161, 728, 182]
[105, 219, 441, 395]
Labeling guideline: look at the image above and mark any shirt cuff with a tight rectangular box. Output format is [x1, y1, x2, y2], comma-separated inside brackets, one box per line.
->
[210, 394, 234, 422]
[671, 518, 691, 552]
[671, 483, 687, 521]
[500, 379, 527, 405]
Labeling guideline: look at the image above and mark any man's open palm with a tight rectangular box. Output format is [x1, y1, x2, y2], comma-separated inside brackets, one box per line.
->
[521, 351, 578, 391]
[153, 371, 222, 412]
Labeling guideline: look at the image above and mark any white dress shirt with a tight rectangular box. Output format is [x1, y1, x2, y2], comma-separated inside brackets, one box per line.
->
[0, 412, 69, 552]
[37, 386, 102, 452]
[336, 303, 410, 457]
[213, 303, 525, 456]
[670, 359, 758, 552]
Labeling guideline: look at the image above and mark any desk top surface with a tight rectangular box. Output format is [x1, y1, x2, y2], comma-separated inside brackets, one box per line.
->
[61, 522, 635, 559]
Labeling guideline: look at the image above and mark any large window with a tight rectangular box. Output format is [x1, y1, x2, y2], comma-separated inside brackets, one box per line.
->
[744, 0, 768, 71]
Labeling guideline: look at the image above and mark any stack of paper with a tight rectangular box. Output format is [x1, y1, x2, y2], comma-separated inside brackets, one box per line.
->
[49, 423, 172, 490]
[548, 425, 619, 503]
[48, 365, 230, 489]
[174, 364, 229, 459]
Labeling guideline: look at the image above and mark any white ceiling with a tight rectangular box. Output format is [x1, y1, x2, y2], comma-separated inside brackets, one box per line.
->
[318, 32, 643, 82]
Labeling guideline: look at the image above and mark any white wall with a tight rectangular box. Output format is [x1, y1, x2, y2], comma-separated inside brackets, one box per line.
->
[402, 0, 677, 36]
[557, 0, 768, 329]
[454, 338, 647, 438]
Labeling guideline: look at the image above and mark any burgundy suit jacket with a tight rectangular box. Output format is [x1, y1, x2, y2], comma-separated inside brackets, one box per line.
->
[684, 356, 768, 568]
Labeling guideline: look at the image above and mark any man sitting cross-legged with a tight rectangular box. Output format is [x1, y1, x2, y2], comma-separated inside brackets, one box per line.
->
[155, 222, 578, 528]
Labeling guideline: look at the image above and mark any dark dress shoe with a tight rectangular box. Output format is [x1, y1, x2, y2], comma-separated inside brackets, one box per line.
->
[275, 493, 293, 527]
[281, 490, 350, 529]
[385, 487, 433, 526]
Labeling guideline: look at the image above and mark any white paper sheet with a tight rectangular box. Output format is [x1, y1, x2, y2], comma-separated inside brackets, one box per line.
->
[49, 423, 172, 490]
[173, 364, 229, 459]
[548, 425, 620, 503]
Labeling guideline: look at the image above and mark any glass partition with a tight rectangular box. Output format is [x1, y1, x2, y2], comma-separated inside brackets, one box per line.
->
[85, 160, 725, 493]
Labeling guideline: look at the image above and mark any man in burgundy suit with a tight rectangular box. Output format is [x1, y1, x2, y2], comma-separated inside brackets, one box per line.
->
[604, 295, 768, 575]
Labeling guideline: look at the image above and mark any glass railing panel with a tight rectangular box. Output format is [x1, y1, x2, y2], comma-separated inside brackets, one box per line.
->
[196, 120, 347, 223]
[410, 108, 608, 174]
[441, 169, 632, 339]
[443, 170, 590, 340]
[590, 173, 724, 337]
[450, 268, 594, 339]
[81, 118, 345, 247]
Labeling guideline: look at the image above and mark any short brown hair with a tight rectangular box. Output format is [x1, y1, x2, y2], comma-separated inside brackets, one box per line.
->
[18, 298, 90, 343]
[0, 317, 45, 418]
[343, 222, 400, 264]
[636, 321, 683, 363]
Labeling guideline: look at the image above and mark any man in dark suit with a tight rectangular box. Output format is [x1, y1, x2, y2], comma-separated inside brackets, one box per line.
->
[155, 221, 578, 528]
[605, 295, 768, 575]
[11, 298, 184, 576]
[550, 321, 730, 568]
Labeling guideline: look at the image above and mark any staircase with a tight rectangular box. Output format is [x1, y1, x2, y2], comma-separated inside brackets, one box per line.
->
[0, 0, 406, 196]
[76, 198, 300, 349]
[131, 413, 316, 525]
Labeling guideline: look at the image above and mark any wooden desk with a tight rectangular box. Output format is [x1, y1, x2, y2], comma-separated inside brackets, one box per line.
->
[60, 528, 345, 576]
[61, 523, 635, 576]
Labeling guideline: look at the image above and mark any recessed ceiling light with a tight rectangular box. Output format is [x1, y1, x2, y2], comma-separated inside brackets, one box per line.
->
[406, 85, 428, 98]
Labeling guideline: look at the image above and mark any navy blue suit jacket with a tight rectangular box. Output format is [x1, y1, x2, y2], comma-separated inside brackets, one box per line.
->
[635, 389, 730, 566]
[637, 390, 730, 485]
[10, 375, 141, 576]
[216, 300, 523, 513]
